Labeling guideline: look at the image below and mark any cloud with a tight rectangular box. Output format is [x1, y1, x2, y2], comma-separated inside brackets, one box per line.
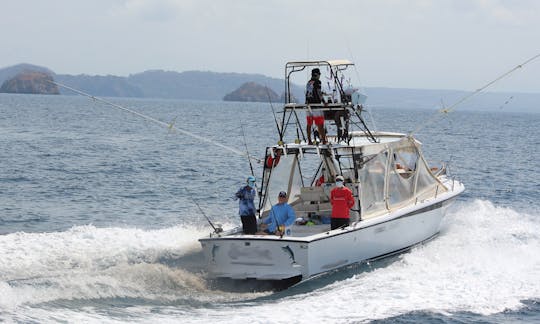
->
[108, 0, 189, 22]
[452, 0, 540, 26]
[1, 0, 538, 91]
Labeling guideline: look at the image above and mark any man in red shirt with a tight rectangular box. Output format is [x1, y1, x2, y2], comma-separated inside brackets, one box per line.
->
[330, 175, 355, 230]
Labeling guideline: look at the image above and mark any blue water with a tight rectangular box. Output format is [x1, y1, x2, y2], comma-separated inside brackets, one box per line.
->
[1, 93, 539, 323]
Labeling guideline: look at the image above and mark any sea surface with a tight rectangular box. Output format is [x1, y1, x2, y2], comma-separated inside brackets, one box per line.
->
[0, 93, 539, 323]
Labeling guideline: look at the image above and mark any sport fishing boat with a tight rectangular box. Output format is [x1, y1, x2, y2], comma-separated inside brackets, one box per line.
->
[199, 60, 464, 288]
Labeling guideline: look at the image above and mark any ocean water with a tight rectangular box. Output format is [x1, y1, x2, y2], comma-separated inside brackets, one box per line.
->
[0, 93, 539, 323]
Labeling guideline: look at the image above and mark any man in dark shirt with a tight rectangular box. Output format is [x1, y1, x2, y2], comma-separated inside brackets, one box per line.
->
[305, 68, 326, 144]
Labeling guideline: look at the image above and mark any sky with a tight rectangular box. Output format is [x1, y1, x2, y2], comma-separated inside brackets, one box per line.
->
[1, 0, 540, 93]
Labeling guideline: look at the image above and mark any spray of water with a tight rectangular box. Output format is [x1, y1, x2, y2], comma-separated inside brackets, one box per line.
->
[0, 223, 266, 312]
[183, 200, 540, 323]
[1, 200, 539, 323]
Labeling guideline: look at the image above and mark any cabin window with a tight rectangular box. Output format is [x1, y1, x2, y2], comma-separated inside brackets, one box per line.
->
[261, 154, 300, 213]
[387, 147, 418, 207]
[392, 148, 418, 178]
[358, 153, 387, 217]
[414, 153, 446, 199]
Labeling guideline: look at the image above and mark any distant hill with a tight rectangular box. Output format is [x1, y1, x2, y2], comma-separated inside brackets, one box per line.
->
[363, 87, 540, 112]
[0, 65, 295, 100]
[223, 82, 279, 102]
[0, 63, 539, 113]
[127, 70, 289, 101]
[55, 74, 143, 97]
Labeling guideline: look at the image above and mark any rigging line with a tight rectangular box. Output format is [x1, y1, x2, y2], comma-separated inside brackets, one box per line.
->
[346, 43, 379, 134]
[94, 117, 219, 231]
[498, 95, 514, 110]
[47, 80, 262, 163]
[410, 52, 540, 136]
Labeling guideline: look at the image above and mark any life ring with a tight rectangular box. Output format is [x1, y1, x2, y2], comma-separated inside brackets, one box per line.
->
[266, 155, 280, 168]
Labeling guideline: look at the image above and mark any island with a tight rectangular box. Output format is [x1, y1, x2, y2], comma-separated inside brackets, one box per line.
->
[0, 71, 59, 95]
[223, 82, 279, 102]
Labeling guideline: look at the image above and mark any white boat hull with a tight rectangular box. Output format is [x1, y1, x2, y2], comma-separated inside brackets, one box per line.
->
[199, 185, 462, 284]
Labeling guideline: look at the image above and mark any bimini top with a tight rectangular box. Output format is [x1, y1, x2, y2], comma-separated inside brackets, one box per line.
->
[285, 60, 354, 68]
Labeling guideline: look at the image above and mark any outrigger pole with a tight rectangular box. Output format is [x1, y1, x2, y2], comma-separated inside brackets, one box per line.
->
[264, 85, 283, 141]
[240, 123, 255, 176]
[410, 52, 540, 136]
[46, 80, 262, 164]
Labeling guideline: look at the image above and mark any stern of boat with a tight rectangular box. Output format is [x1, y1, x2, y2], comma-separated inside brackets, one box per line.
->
[199, 235, 308, 281]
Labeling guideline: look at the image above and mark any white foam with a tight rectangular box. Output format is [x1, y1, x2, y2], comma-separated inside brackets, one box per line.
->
[172, 200, 540, 323]
[2, 201, 539, 323]
[0, 223, 265, 310]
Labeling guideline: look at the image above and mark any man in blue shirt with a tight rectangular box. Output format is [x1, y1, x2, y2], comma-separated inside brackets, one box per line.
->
[261, 191, 296, 236]
[235, 175, 257, 234]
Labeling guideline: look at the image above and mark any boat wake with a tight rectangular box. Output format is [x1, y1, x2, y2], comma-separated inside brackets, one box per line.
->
[0, 223, 268, 312]
[185, 199, 540, 322]
[1, 200, 539, 322]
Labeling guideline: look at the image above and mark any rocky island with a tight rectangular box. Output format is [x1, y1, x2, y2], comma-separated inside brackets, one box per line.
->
[0, 71, 59, 95]
[223, 82, 279, 102]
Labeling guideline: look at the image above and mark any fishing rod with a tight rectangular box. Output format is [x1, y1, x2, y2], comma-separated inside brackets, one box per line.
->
[185, 188, 223, 235]
[46, 80, 262, 163]
[264, 85, 283, 141]
[239, 121, 268, 223]
[240, 123, 255, 176]
[263, 194, 285, 238]
[410, 52, 540, 136]
[128, 157, 224, 234]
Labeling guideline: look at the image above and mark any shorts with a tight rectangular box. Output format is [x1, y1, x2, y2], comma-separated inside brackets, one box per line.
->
[331, 217, 350, 230]
[241, 214, 257, 234]
[306, 111, 324, 126]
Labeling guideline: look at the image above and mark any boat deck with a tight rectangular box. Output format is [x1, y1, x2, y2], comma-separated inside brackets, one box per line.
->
[289, 224, 331, 237]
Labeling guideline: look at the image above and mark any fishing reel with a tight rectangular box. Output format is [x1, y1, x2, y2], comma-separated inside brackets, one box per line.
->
[214, 224, 223, 234]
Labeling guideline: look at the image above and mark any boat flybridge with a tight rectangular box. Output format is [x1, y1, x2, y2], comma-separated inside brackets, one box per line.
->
[199, 60, 464, 288]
